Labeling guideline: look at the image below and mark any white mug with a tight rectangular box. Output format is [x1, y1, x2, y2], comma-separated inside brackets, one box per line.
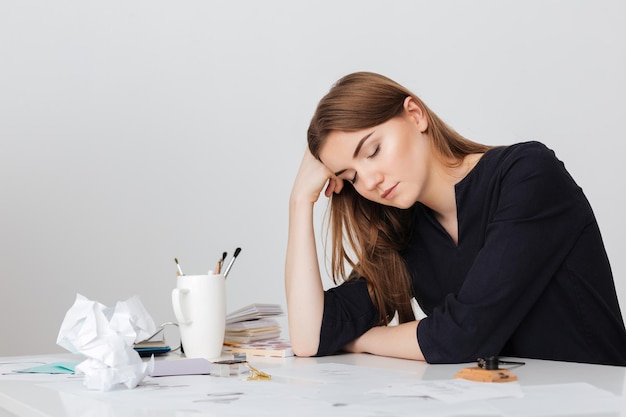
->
[171, 273, 226, 359]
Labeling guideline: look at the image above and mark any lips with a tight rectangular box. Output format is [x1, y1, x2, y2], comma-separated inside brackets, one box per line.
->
[381, 183, 398, 200]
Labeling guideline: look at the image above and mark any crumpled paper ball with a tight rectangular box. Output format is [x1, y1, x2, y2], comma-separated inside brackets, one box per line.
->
[57, 294, 156, 391]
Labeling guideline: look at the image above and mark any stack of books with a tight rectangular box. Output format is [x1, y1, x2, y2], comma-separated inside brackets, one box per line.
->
[224, 303, 294, 357]
[227, 338, 294, 358]
[224, 303, 284, 343]
[133, 325, 172, 357]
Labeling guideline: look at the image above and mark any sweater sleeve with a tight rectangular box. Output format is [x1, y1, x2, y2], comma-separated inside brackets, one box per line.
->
[315, 277, 379, 356]
[417, 143, 594, 363]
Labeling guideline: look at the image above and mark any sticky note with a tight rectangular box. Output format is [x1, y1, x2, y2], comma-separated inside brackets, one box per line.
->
[15, 362, 78, 374]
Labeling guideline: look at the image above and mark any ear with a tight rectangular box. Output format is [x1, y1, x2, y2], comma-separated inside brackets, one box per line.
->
[403, 96, 429, 133]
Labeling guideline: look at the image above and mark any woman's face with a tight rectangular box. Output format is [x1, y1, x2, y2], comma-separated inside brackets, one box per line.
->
[318, 99, 432, 209]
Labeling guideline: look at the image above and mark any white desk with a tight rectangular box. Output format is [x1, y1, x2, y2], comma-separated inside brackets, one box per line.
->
[1, 352, 625, 417]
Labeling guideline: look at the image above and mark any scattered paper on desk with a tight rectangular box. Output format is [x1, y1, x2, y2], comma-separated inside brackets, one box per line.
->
[371, 378, 524, 403]
[56, 293, 155, 391]
[495, 382, 626, 417]
[267, 362, 413, 383]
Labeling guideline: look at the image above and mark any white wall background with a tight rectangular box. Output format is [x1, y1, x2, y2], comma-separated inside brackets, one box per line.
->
[1, 0, 624, 356]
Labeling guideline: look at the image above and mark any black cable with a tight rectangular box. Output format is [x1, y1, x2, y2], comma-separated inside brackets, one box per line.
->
[477, 356, 526, 370]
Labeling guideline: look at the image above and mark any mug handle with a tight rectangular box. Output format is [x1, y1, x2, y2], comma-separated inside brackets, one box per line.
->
[171, 288, 192, 325]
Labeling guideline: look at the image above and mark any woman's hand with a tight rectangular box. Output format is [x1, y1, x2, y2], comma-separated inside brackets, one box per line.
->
[290, 149, 344, 204]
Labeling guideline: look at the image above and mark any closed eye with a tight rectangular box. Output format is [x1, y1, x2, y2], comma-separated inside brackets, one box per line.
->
[350, 145, 379, 184]
[368, 145, 380, 159]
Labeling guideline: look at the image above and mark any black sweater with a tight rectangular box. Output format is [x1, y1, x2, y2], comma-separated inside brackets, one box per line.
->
[317, 142, 626, 365]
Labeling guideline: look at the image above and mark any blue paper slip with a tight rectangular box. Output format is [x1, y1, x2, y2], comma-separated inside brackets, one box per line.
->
[15, 362, 79, 374]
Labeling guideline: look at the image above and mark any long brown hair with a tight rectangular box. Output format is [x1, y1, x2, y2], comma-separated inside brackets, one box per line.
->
[307, 72, 490, 324]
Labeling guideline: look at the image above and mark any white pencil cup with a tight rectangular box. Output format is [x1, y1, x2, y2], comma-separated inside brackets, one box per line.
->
[171, 273, 226, 359]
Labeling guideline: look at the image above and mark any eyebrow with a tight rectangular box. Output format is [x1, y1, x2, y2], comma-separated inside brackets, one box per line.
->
[333, 131, 375, 176]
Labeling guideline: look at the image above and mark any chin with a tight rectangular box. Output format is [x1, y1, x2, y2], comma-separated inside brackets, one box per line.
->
[395, 202, 415, 210]
[381, 199, 414, 210]
[394, 194, 419, 209]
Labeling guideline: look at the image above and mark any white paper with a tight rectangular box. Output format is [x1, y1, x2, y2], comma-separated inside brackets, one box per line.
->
[56, 293, 156, 391]
[371, 378, 524, 403]
[267, 362, 414, 383]
[493, 382, 626, 416]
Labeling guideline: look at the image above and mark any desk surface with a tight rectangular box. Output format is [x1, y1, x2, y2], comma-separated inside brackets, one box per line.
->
[1, 352, 625, 417]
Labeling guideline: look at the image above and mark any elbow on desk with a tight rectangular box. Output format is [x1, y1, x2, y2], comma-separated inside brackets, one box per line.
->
[290, 338, 319, 357]
[287, 319, 322, 357]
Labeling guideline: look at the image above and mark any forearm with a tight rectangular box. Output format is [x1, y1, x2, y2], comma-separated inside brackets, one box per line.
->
[344, 321, 425, 361]
[284, 198, 325, 357]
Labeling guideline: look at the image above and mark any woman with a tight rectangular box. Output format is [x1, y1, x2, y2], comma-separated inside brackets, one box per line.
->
[285, 71, 626, 365]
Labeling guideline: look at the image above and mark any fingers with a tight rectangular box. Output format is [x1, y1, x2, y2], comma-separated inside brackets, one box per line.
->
[333, 177, 345, 194]
[324, 179, 334, 198]
[324, 177, 345, 197]
[292, 147, 345, 203]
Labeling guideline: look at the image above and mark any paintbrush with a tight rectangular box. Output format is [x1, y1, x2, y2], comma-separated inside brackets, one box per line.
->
[223, 247, 241, 279]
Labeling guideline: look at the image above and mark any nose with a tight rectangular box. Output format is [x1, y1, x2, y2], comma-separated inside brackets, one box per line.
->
[359, 167, 384, 192]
